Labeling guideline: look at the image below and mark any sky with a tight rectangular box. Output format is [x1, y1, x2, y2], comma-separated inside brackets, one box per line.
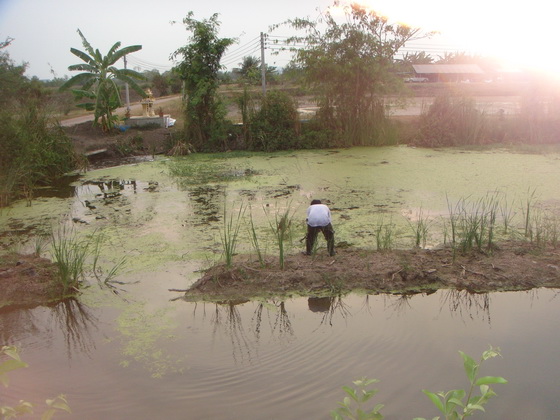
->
[1, 0, 558, 80]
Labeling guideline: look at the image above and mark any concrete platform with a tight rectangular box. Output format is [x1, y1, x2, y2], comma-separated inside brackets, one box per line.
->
[125, 115, 172, 128]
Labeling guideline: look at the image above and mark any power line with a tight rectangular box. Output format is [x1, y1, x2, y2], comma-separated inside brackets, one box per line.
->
[126, 55, 172, 72]
[223, 35, 261, 56]
[221, 37, 262, 67]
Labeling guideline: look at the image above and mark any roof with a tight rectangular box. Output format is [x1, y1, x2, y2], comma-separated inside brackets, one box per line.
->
[412, 64, 485, 74]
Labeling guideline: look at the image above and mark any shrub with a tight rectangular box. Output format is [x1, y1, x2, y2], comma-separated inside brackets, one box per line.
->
[413, 95, 487, 147]
[0, 102, 76, 206]
[248, 90, 300, 151]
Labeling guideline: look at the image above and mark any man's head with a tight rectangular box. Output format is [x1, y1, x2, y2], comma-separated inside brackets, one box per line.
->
[310, 199, 322, 205]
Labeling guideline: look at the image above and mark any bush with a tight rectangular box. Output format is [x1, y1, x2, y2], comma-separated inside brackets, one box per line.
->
[0, 102, 76, 206]
[413, 95, 487, 147]
[247, 90, 300, 151]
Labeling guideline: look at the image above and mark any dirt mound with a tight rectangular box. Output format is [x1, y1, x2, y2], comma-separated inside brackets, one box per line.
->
[0, 253, 66, 310]
[2, 241, 559, 308]
[185, 241, 560, 301]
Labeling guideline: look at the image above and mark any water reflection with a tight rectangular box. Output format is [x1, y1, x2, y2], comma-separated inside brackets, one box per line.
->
[82, 179, 138, 199]
[0, 298, 98, 358]
[440, 290, 491, 323]
[188, 290, 503, 362]
[49, 298, 98, 359]
[32, 173, 81, 199]
[308, 296, 350, 328]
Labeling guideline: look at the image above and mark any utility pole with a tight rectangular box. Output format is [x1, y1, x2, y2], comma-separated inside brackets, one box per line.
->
[260, 32, 266, 95]
[123, 55, 131, 116]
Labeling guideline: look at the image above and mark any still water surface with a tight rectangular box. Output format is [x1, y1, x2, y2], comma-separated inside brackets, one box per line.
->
[1, 146, 560, 419]
[2, 290, 559, 419]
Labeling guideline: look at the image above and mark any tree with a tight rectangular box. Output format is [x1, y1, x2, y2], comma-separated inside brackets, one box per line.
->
[237, 56, 261, 84]
[60, 29, 146, 131]
[0, 42, 75, 206]
[280, 3, 427, 145]
[436, 51, 475, 64]
[248, 90, 299, 151]
[171, 12, 234, 150]
[234, 56, 278, 85]
[143, 69, 169, 96]
[395, 51, 433, 74]
[0, 37, 29, 107]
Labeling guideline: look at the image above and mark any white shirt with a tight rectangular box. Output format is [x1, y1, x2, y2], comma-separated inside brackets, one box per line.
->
[306, 204, 332, 227]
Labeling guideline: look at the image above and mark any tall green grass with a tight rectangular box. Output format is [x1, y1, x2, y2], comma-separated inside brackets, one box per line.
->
[446, 194, 500, 256]
[266, 203, 297, 269]
[50, 227, 92, 293]
[247, 206, 265, 267]
[407, 208, 432, 248]
[220, 202, 245, 267]
[374, 217, 395, 251]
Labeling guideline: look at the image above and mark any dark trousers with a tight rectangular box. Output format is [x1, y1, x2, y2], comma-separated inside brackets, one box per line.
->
[306, 223, 335, 255]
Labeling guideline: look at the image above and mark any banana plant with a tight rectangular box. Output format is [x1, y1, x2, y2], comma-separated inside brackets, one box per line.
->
[60, 29, 146, 131]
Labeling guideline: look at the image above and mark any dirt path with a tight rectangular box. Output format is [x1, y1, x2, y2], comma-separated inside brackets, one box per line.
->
[60, 95, 181, 127]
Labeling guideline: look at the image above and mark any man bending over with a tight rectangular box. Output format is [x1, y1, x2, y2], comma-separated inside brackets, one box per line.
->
[305, 199, 335, 256]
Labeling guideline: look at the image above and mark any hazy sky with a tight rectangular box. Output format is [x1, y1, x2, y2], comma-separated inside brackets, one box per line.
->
[1, 0, 557, 80]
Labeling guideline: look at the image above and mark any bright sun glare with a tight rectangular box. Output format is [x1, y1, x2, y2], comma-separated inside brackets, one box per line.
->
[349, 0, 560, 76]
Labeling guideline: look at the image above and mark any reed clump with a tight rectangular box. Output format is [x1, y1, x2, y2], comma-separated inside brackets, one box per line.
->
[220, 202, 245, 267]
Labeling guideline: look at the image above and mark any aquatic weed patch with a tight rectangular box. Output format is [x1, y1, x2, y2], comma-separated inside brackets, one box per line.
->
[167, 155, 258, 187]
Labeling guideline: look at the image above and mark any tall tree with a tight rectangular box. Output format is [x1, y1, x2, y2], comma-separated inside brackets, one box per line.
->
[280, 3, 426, 145]
[60, 29, 146, 131]
[171, 12, 234, 149]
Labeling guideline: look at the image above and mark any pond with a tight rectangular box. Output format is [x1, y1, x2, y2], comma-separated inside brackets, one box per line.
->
[1, 146, 560, 419]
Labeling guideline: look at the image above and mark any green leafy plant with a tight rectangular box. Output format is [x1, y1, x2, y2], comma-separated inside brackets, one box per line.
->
[60, 29, 146, 132]
[418, 346, 507, 420]
[331, 346, 506, 420]
[247, 90, 300, 151]
[279, 3, 428, 147]
[330, 377, 384, 420]
[1, 346, 71, 419]
[171, 12, 234, 150]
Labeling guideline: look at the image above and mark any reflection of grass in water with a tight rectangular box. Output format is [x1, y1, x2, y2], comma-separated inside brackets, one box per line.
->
[115, 302, 185, 378]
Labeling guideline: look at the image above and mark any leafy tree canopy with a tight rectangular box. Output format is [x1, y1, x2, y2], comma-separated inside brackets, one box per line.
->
[171, 12, 234, 149]
[277, 2, 430, 145]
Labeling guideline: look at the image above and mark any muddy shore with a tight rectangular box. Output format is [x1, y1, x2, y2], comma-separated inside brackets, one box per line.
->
[184, 241, 560, 302]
